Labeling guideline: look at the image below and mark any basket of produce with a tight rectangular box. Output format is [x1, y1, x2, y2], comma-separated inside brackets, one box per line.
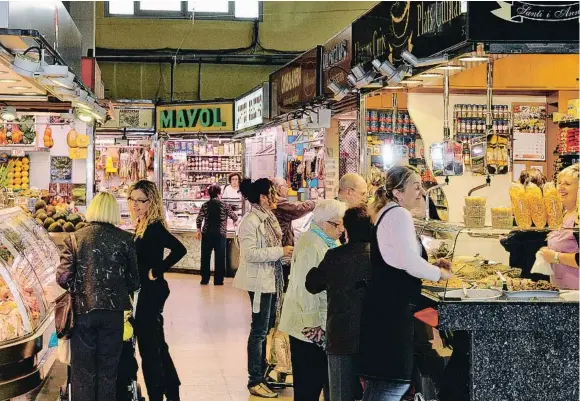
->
[509, 183, 532, 229]
[464, 215, 485, 228]
[463, 206, 486, 217]
[543, 182, 563, 228]
[465, 196, 486, 207]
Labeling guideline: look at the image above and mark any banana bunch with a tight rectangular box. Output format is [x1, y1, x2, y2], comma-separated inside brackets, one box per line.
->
[0, 161, 15, 188]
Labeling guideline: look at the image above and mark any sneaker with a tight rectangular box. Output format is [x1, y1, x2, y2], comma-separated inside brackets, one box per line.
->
[248, 383, 278, 398]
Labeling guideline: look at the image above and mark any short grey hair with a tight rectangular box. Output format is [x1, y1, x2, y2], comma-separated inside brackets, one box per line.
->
[312, 199, 346, 224]
[339, 173, 364, 193]
[271, 177, 286, 188]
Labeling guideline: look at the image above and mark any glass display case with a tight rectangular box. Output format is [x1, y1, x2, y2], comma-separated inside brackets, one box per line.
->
[416, 220, 560, 292]
[0, 207, 61, 399]
[163, 137, 243, 232]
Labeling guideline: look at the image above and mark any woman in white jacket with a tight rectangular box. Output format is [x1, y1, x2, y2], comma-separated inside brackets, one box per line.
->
[279, 199, 346, 401]
[233, 178, 293, 399]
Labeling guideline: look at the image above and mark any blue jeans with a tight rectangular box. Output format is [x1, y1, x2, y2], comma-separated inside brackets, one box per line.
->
[247, 292, 277, 387]
[362, 379, 410, 401]
[328, 354, 363, 401]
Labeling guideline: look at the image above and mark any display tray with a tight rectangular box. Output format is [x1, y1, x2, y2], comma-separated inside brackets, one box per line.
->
[504, 290, 560, 299]
[440, 289, 503, 301]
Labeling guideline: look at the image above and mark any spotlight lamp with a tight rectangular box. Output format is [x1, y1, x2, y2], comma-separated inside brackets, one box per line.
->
[387, 66, 410, 86]
[347, 63, 375, 89]
[0, 107, 17, 121]
[76, 109, 93, 123]
[372, 58, 396, 78]
[327, 80, 350, 101]
[401, 50, 449, 67]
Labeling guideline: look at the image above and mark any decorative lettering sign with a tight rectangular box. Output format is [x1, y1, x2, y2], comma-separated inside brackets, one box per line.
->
[235, 85, 269, 131]
[467, 1, 580, 42]
[322, 26, 352, 96]
[351, 1, 466, 67]
[270, 47, 322, 117]
[156, 102, 234, 133]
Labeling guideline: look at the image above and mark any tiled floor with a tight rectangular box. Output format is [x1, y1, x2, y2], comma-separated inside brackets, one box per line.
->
[37, 273, 294, 401]
[142, 273, 294, 401]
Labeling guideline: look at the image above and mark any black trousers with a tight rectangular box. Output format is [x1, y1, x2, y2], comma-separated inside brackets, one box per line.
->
[200, 232, 227, 284]
[70, 309, 124, 401]
[135, 281, 181, 401]
[290, 336, 329, 401]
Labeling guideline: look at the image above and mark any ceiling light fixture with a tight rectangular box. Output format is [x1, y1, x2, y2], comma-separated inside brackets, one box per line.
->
[347, 63, 375, 89]
[371, 58, 396, 78]
[420, 72, 443, 78]
[401, 50, 449, 67]
[48, 72, 75, 90]
[1, 106, 17, 121]
[382, 85, 405, 90]
[12, 52, 42, 77]
[459, 56, 489, 62]
[438, 65, 464, 71]
[76, 109, 93, 123]
[0, 95, 48, 102]
[327, 80, 350, 101]
[0, 79, 20, 83]
[10, 86, 32, 90]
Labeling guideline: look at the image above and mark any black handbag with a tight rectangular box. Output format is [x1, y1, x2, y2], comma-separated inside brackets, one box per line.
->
[55, 234, 77, 339]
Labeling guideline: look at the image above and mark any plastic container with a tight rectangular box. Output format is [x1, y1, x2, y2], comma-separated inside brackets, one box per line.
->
[464, 215, 486, 228]
[465, 196, 487, 207]
[464, 206, 486, 217]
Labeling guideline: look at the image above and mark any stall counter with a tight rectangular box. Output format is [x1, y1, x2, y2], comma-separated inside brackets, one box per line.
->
[423, 291, 579, 401]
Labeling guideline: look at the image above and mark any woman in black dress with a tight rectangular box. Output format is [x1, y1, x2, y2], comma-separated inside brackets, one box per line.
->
[128, 180, 187, 401]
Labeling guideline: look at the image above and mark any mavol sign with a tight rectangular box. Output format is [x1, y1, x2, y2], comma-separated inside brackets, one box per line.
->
[156, 103, 234, 133]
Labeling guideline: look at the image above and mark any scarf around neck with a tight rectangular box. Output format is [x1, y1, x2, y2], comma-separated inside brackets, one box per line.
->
[253, 205, 282, 247]
[310, 222, 340, 249]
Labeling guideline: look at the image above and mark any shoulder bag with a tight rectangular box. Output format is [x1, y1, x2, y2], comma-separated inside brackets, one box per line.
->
[54, 233, 77, 339]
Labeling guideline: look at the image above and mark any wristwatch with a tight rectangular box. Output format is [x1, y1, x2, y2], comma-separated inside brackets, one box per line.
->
[554, 252, 560, 264]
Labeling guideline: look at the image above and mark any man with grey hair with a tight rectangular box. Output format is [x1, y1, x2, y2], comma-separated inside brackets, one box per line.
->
[337, 173, 368, 208]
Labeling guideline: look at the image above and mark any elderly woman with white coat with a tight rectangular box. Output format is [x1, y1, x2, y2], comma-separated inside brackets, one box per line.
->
[279, 199, 346, 401]
[233, 178, 294, 399]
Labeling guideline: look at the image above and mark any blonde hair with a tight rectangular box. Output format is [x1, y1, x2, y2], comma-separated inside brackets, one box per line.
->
[128, 180, 167, 239]
[86, 192, 121, 226]
[558, 164, 579, 182]
[370, 165, 420, 215]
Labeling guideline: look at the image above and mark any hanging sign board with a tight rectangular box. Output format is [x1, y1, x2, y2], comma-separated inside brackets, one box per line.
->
[270, 46, 322, 117]
[322, 26, 352, 96]
[467, 2, 580, 42]
[351, 1, 466, 67]
[235, 83, 270, 131]
[156, 102, 234, 133]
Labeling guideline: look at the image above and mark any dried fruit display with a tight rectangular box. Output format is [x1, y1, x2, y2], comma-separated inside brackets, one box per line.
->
[525, 183, 547, 228]
[510, 183, 531, 229]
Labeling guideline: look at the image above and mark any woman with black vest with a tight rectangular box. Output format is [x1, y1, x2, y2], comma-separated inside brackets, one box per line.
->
[360, 166, 452, 401]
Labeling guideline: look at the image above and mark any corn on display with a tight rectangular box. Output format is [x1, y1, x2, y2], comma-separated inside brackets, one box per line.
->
[525, 183, 547, 228]
[543, 182, 563, 228]
[510, 183, 532, 229]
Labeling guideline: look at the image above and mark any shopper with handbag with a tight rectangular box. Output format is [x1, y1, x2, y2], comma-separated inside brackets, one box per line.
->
[360, 166, 452, 401]
[128, 180, 187, 401]
[56, 191, 140, 401]
[233, 178, 294, 399]
[279, 199, 346, 401]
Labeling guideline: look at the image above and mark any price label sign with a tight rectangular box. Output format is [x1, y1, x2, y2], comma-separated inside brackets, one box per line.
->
[11, 149, 25, 157]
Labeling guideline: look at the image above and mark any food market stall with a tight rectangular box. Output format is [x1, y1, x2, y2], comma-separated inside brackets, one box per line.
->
[0, 207, 62, 400]
[157, 101, 242, 275]
[96, 100, 157, 223]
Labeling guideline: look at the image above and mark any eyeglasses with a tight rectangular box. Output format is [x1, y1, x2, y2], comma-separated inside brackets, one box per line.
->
[128, 197, 149, 204]
[326, 220, 344, 228]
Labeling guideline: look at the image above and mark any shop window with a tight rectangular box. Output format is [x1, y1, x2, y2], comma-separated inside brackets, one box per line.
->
[105, 1, 262, 20]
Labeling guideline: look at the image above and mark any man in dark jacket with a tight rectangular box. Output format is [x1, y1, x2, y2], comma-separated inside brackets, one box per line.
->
[305, 206, 372, 401]
[272, 177, 316, 247]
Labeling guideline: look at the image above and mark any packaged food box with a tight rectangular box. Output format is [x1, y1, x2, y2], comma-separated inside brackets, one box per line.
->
[567, 99, 580, 119]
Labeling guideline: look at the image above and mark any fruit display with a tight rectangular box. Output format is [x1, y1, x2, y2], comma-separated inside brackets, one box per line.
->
[67, 128, 90, 149]
[32, 199, 87, 233]
[0, 157, 30, 191]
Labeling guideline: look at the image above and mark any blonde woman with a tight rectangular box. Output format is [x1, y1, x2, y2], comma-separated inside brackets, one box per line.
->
[56, 192, 140, 401]
[540, 164, 579, 289]
[128, 180, 186, 401]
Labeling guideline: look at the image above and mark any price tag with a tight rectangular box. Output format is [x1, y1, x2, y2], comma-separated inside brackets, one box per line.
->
[11, 149, 25, 157]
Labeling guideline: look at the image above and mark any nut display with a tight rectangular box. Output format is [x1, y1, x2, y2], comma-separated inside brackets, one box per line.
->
[465, 196, 487, 207]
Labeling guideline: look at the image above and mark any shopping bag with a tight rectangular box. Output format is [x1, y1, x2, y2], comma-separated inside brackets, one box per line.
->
[266, 328, 292, 374]
[531, 251, 554, 276]
[57, 338, 71, 365]
[48, 331, 58, 348]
